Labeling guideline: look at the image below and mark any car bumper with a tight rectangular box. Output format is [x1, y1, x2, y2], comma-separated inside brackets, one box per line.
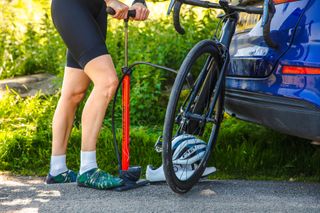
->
[225, 89, 320, 141]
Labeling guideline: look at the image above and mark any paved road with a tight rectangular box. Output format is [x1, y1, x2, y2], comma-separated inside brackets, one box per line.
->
[0, 174, 319, 213]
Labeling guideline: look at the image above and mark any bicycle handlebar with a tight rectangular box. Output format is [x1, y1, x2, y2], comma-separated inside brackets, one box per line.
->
[170, 0, 264, 15]
[173, 1, 185, 34]
[261, 0, 278, 49]
[169, 0, 278, 49]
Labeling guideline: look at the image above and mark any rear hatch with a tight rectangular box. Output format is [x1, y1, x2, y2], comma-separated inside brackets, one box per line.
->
[228, 0, 310, 77]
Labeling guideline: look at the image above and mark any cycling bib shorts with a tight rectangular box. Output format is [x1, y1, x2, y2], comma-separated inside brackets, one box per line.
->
[51, 0, 107, 69]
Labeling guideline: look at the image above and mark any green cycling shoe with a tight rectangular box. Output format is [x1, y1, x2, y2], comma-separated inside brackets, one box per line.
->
[77, 168, 124, 190]
[45, 170, 77, 184]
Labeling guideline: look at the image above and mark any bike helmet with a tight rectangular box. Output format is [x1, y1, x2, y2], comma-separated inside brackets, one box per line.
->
[146, 134, 216, 182]
[171, 134, 207, 165]
[146, 164, 216, 182]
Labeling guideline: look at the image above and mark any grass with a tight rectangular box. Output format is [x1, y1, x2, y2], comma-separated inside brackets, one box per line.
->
[211, 115, 320, 182]
[0, 91, 319, 182]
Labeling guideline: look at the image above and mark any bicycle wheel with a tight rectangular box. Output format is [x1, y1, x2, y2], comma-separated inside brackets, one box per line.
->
[163, 39, 225, 193]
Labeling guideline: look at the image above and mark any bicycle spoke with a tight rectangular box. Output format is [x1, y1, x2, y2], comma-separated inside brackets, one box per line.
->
[163, 40, 225, 193]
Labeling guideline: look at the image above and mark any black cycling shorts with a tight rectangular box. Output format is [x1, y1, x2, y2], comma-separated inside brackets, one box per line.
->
[51, 0, 108, 69]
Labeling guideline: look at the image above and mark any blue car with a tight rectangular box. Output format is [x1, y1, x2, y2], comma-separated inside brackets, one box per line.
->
[225, 0, 320, 141]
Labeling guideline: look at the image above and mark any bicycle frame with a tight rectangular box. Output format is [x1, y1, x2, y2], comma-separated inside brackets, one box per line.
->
[167, 0, 276, 128]
[179, 12, 237, 129]
[162, 0, 277, 193]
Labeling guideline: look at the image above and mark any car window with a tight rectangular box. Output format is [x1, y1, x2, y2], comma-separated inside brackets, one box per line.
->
[228, 0, 263, 33]
[236, 13, 261, 33]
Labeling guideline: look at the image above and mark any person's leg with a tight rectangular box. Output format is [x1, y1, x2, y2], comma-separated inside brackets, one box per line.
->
[51, 0, 123, 188]
[81, 54, 118, 152]
[76, 54, 124, 189]
[78, 54, 117, 176]
[50, 66, 91, 176]
[52, 66, 91, 154]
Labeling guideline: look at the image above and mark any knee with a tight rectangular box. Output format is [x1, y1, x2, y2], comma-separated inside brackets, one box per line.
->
[61, 89, 87, 106]
[94, 76, 119, 100]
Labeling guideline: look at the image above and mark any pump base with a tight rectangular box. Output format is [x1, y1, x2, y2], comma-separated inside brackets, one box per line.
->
[119, 166, 141, 182]
[114, 179, 149, 191]
[114, 166, 149, 191]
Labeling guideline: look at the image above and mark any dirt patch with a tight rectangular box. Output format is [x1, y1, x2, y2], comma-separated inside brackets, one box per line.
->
[0, 73, 60, 98]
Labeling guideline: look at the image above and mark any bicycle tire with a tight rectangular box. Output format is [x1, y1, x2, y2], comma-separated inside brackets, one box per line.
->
[163, 39, 225, 193]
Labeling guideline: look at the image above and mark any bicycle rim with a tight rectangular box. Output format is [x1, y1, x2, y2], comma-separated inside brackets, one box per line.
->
[163, 40, 225, 193]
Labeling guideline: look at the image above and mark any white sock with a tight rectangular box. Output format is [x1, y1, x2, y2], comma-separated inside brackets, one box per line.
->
[80, 150, 98, 175]
[50, 155, 68, 176]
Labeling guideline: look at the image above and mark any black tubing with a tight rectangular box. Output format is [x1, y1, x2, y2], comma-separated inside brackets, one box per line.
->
[111, 73, 127, 172]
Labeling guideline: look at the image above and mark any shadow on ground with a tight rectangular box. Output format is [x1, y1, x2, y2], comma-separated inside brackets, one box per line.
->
[1, 173, 319, 212]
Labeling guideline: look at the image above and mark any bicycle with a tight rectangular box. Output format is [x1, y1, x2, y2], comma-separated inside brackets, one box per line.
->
[162, 0, 277, 194]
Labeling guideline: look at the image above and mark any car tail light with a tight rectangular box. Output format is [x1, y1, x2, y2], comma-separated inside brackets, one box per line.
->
[273, 0, 300, 4]
[282, 65, 320, 75]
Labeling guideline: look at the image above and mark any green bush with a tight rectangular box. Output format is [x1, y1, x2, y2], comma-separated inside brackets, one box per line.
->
[0, 91, 56, 173]
[0, 1, 65, 79]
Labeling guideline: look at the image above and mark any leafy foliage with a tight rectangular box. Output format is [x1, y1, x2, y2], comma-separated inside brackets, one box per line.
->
[0, 0, 65, 78]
